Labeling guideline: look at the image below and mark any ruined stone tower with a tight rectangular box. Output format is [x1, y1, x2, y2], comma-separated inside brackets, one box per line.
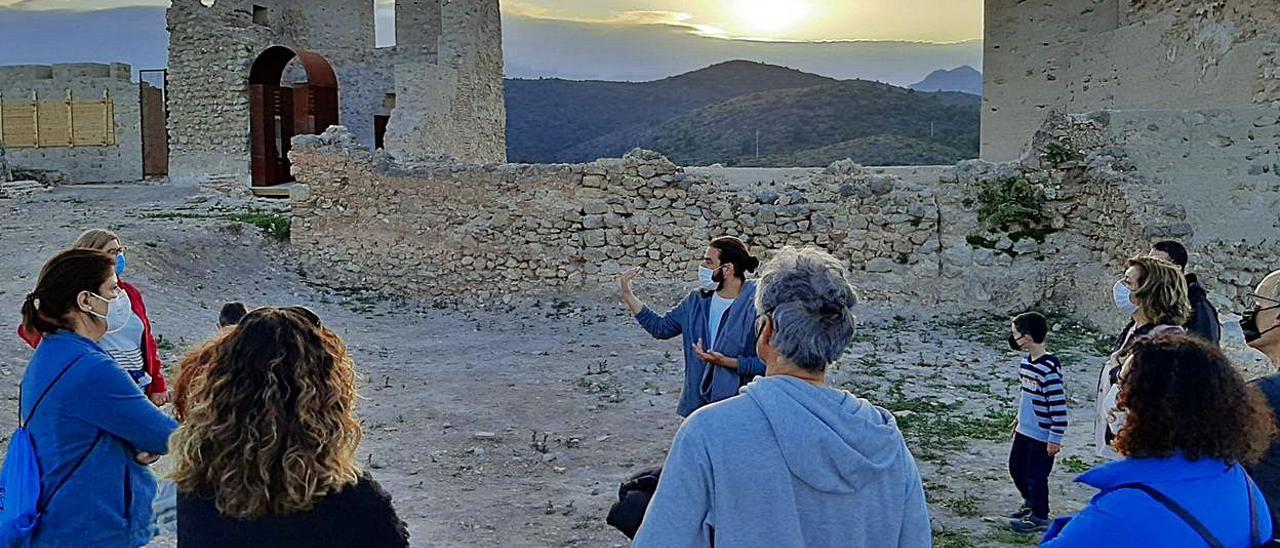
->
[384, 0, 507, 164]
[982, 0, 1278, 162]
[165, 0, 505, 185]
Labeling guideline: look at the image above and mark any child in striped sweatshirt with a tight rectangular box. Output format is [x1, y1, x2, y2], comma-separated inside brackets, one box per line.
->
[1006, 312, 1068, 533]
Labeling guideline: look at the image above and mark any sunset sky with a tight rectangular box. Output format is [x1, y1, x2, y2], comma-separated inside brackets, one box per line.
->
[0, 0, 983, 43]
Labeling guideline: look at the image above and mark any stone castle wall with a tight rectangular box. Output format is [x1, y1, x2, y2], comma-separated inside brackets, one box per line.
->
[284, 125, 1273, 333]
[982, 0, 1277, 162]
[0, 63, 142, 183]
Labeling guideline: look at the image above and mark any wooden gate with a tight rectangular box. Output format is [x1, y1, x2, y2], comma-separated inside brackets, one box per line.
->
[139, 69, 168, 178]
[248, 46, 339, 187]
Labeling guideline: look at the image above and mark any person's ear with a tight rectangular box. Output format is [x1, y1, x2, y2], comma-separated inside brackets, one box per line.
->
[75, 291, 93, 313]
[723, 262, 736, 279]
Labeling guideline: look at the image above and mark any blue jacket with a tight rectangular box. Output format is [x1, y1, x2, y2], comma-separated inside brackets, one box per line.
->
[1042, 455, 1272, 547]
[635, 282, 765, 417]
[634, 376, 931, 547]
[19, 332, 178, 547]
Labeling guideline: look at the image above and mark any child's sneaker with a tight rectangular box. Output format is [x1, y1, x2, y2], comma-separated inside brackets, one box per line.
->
[1008, 515, 1050, 533]
[1006, 506, 1032, 519]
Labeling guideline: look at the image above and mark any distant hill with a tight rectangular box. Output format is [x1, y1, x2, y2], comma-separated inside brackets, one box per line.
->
[504, 61, 835, 163]
[584, 80, 979, 167]
[508, 61, 980, 166]
[910, 65, 983, 95]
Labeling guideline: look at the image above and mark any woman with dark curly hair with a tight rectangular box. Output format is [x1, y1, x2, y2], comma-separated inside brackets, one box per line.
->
[1043, 334, 1275, 546]
[171, 307, 409, 547]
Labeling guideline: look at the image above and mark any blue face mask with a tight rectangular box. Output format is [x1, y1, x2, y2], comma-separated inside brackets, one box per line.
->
[115, 253, 127, 277]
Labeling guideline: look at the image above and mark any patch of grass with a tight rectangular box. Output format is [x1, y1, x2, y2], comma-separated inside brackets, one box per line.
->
[940, 492, 982, 518]
[141, 210, 291, 241]
[229, 212, 290, 241]
[981, 527, 1039, 546]
[155, 336, 176, 353]
[851, 332, 877, 344]
[1061, 456, 1096, 474]
[1051, 320, 1112, 362]
[934, 529, 979, 548]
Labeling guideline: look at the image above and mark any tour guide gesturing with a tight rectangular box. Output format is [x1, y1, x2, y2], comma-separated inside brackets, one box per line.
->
[620, 236, 765, 417]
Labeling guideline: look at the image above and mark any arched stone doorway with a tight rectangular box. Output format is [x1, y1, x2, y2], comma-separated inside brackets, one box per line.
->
[248, 46, 339, 187]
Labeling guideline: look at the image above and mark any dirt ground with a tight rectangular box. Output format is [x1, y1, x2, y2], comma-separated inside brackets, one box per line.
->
[0, 181, 1222, 547]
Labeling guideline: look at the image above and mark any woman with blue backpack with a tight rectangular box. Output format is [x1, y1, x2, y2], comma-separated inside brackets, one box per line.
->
[1043, 333, 1275, 547]
[1, 248, 178, 547]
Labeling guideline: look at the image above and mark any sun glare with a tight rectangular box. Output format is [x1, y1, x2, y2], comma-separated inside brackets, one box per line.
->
[732, 0, 812, 36]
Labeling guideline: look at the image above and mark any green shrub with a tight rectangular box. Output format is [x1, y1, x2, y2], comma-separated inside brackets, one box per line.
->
[976, 177, 1046, 232]
[1042, 140, 1083, 168]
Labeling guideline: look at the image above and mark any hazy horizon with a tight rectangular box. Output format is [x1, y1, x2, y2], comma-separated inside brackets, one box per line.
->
[0, 1, 983, 84]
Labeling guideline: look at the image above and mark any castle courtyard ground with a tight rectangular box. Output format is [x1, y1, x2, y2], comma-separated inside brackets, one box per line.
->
[1, 182, 1137, 547]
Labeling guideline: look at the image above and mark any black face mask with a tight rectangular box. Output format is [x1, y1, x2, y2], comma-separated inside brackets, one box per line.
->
[1007, 334, 1023, 351]
[1242, 306, 1280, 343]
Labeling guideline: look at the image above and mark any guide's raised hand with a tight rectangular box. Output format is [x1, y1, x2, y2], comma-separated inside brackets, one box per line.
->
[620, 268, 641, 293]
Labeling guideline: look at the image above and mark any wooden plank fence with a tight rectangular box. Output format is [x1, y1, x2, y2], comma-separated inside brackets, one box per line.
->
[0, 90, 115, 148]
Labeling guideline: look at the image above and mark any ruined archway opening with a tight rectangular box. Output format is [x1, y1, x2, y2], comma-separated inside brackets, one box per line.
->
[248, 46, 339, 187]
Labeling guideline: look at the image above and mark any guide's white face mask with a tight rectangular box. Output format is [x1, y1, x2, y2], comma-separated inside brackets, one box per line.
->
[698, 265, 722, 291]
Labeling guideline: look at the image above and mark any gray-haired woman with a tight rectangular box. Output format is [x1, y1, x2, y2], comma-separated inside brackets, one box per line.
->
[634, 247, 930, 548]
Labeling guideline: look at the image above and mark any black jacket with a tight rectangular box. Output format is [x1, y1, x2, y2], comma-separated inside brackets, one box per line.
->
[177, 473, 410, 548]
[1248, 374, 1280, 526]
[1184, 274, 1221, 346]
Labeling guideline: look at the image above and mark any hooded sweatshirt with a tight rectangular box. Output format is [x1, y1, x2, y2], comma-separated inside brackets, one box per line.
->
[633, 376, 931, 548]
[634, 281, 764, 416]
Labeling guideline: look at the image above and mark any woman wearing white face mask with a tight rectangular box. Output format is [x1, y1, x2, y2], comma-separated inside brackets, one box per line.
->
[1096, 256, 1189, 458]
[18, 229, 170, 406]
[620, 236, 765, 417]
[5, 248, 178, 546]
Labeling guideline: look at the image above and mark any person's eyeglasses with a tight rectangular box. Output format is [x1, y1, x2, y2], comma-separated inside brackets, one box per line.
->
[754, 309, 775, 341]
[243, 306, 322, 327]
[104, 245, 127, 256]
[279, 306, 322, 326]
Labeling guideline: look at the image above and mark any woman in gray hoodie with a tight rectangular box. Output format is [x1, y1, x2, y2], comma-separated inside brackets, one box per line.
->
[633, 246, 931, 548]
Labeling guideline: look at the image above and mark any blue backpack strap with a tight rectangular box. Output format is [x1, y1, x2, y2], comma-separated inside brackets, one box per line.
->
[35, 430, 105, 514]
[18, 356, 86, 428]
[1111, 483, 1223, 548]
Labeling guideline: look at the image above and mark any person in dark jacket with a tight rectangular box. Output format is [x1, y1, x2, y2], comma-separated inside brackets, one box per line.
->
[620, 236, 765, 417]
[1243, 269, 1280, 526]
[171, 307, 409, 547]
[15, 248, 178, 547]
[1044, 334, 1274, 546]
[1150, 240, 1221, 345]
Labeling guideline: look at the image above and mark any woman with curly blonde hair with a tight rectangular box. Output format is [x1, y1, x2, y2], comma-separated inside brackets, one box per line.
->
[172, 307, 408, 547]
[1096, 255, 1191, 458]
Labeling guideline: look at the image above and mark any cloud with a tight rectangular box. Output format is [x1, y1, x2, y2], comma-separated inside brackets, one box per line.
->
[0, 0, 166, 9]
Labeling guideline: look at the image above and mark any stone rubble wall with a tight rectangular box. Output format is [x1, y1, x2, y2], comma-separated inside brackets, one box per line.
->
[0, 63, 142, 183]
[290, 128, 973, 310]
[288, 124, 1280, 334]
